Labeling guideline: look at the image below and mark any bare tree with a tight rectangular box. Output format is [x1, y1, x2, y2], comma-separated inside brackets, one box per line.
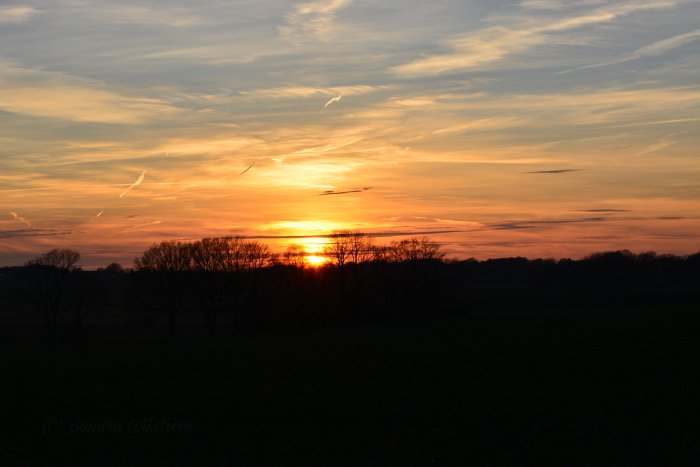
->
[70, 269, 103, 344]
[238, 240, 273, 327]
[324, 230, 352, 267]
[322, 231, 377, 312]
[389, 236, 443, 262]
[282, 244, 307, 269]
[133, 241, 192, 336]
[23, 249, 81, 344]
[388, 237, 445, 316]
[190, 238, 229, 334]
[324, 230, 375, 266]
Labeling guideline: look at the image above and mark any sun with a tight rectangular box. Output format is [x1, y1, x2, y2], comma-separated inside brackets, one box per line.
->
[302, 237, 330, 267]
[305, 254, 328, 267]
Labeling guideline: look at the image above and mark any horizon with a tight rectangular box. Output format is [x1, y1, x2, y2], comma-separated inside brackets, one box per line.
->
[2, 235, 697, 271]
[2, 1, 699, 268]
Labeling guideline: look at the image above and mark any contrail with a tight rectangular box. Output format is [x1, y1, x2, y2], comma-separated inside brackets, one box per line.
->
[87, 210, 104, 224]
[120, 170, 147, 198]
[240, 162, 255, 175]
[324, 94, 342, 108]
[320, 186, 373, 195]
[123, 220, 163, 232]
[525, 169, 581, 174]
[10, 211, 32, 228]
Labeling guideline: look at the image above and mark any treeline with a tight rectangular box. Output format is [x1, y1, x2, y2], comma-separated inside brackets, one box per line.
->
[1, 232, 699, 343]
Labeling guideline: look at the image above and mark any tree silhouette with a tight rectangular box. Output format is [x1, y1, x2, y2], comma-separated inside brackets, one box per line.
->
[133, 241, 192, 336]
[190, 237, 230, 335]
[22, 248, 81, 344]
[388, 237, 444, 315]
[70, 269, 103, 344]
[322, 231, 376, 313]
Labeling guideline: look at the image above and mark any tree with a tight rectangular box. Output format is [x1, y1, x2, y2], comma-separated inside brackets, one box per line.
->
[324, 231, 351, 267]
[282, 244, 307, 269]
[23, 249, 81, 344]
[388, 236, 443, 262]
[70, 269, 103, 344]
[322, 231, 376, 313]
[191, 238, 240, 334]
[387, 237, 445, 315]
[323, 230, 375, 266]
[133, 241, 192, 336]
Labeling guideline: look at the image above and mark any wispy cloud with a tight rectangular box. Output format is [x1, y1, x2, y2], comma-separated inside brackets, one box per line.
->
[70, 4, 201, 27]
[10, 211, 32, 228]
[279, 0, 351, 42]
[519, 0, 567, 10]
[241, 85, 379, 100]
[564, 28, 700, 73]
[489, 216, 639, 231]
[320, 186, 372, 195]
[394, 1, 678, 75]
[526, 169, 581, 174]
[636, 138, 677, 156]
[0, 61, 179, 123]
[87, 210, 105, 224]
[433, 117, 525, 135]
[323, 94, 342, 108]
[240, 162, 255, 175]
[0, 229, 73, 239]
[123, 220, 163, 232]
[119, 171, 147, 198]
[571, 209, 632, 213]
[0, 6, 36, 23]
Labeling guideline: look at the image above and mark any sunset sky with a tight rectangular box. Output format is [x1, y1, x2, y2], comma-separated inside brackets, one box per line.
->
[1, 0, 699, 267]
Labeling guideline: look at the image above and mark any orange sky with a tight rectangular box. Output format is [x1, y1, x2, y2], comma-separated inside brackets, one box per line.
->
[1, 1, 699, 267]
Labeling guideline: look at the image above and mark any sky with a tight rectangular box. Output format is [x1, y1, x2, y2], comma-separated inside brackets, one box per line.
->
[1, 0, 699, 268]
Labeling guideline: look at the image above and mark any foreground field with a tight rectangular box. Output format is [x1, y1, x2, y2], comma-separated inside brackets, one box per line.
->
[3, 307, 700, 466]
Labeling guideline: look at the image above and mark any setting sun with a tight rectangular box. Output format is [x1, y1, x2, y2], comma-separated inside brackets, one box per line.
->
[305, 255, 328, 267]
[301, 237, 329, 267]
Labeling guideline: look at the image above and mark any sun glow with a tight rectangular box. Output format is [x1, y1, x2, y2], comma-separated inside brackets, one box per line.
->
[305, 254, 328, 267]
[301, 236, 329, 267]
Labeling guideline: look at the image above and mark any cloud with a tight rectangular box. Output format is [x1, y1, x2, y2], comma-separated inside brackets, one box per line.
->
[86, 210, 105, 224]
[571, 209, 632, 213]
[323, 94, 342, 108]
[123, 220, 163, 232]
[0, 229, 73, 239]
[433, 117, 525, 135]
[394, 1, 678, 75]
[241, 85, 379, 100]
[119, 171, 147, 198]
[238, 229, 466, 240]
[70, 4, 201, 27]
[240, 162, 256, 175]
[636, 138, 677, 156]
[10, 211, 32, 228]
[525, 169, 581, 174]
[279, 0, 351, 42]
[519, 0, 567, 10]
[0, 61, 179, 123]
[320, 186, 372, 195]
[0, 6, 36, 22]
[489, 216, 636, 230]
[564, 28, 700, 73]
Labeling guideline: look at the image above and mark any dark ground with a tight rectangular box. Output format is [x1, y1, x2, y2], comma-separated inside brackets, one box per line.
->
[3, 300, 700, 466]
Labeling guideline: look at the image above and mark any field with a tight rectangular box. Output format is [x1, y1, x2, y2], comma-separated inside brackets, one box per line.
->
[3, 302, 700, 466]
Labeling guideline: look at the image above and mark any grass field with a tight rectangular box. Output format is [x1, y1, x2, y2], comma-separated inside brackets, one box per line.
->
[3, 306, 700, 466]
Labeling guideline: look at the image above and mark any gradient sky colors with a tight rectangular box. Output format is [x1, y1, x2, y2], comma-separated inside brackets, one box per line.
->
[1, 0, 699, 267]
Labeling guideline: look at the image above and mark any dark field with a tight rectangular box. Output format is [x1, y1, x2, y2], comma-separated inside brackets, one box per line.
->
[3, 303, 700, 466]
